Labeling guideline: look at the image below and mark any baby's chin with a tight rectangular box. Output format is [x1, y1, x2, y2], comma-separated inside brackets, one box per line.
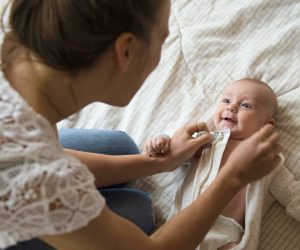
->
[215, 124, 232, 131]
[229, 130, 250, 141]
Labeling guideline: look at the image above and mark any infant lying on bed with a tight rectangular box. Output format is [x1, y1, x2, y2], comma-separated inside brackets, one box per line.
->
[144, 78, 300, 250]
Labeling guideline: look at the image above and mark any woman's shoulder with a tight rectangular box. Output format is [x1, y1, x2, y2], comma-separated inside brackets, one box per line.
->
[0, 73, 57, 157]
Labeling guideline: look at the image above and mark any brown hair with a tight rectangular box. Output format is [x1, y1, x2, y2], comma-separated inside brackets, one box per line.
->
[3, 0, 161, 71]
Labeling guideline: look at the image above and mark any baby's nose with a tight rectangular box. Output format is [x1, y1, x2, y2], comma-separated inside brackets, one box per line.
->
[227, 106, 237, 113]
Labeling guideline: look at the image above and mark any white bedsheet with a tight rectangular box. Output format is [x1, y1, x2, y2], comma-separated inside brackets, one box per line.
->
[58, 0, 300, 249]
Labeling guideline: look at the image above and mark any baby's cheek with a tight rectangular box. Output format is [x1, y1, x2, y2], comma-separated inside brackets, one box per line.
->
[213, 115, 221, 129]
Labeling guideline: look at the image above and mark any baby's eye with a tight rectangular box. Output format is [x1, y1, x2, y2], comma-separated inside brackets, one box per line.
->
[241, 103, 252, 109]
[222, 98, 230, 104]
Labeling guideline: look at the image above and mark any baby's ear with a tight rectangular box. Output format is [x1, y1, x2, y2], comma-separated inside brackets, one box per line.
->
[266, 118, 275, 127]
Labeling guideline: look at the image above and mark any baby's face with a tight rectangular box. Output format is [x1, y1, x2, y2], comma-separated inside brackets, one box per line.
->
[213, 80, 275, 140]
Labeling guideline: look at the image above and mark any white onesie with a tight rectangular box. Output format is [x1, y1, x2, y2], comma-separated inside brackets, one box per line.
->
[200, 215, 244, 250]
[168, 129, 300, 250]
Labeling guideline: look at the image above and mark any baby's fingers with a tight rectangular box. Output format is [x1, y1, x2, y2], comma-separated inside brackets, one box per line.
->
[144, 143, 152, 157]
[156, 136, 167, 148]
[162, 140, 170, 153]
[155, 135, 170, 154]
[150, 138, 159, 155]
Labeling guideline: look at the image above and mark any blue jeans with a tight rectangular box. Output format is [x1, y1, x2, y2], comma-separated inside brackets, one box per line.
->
[7, 129, 155, 250]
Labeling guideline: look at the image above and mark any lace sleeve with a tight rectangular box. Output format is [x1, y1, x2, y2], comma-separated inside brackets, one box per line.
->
[0, 75, 105, 248]
[0, 155, 105, 248]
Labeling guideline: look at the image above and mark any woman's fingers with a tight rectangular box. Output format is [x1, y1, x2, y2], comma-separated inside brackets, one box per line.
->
[223, 122, 283, 186]
[186, 122, 210, 136]
[259, 127, 281, 158]
[255, 123, 275, 142]
[273, 154, 282, 166]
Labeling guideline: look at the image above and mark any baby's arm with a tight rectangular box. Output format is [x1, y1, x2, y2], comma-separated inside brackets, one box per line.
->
[269, 164, 300, 221]
[144, 134, 171, 157]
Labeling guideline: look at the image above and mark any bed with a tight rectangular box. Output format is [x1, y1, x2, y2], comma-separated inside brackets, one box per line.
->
[58, 0, 300, 249]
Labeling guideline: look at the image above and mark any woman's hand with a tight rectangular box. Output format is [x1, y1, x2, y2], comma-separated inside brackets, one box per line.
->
[222, 124, 282, 187]
[156, 122, 213, 171]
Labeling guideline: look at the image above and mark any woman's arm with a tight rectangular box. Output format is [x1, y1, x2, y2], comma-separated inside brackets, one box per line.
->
[64, 150, 172, 187]
[40, 124, 281, 250]
[64, 122, 213, 187]
[40, 169, 241, 250]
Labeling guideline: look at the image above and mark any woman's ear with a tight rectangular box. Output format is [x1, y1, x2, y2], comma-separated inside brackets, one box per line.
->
[114, 32, 135, 72]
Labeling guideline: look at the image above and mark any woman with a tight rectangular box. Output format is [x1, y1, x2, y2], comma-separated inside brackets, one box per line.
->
[0, 0, 281, 249]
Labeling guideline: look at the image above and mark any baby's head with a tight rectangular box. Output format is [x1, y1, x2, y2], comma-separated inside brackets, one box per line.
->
[213, 78, 278, 140]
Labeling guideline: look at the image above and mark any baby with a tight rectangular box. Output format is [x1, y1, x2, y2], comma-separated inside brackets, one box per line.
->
[144, 78, 300, 250]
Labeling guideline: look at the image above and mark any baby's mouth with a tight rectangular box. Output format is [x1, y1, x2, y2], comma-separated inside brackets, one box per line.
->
[222, 117, 237, 123]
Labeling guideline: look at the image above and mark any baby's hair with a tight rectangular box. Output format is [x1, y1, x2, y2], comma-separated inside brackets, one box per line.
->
[238, 78, 278, 117]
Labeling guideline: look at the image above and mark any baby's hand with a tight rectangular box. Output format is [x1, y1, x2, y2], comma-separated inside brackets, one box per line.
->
[144, 134, 170, 157]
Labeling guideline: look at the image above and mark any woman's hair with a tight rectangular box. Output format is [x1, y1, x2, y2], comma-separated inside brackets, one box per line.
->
[3, 0, 161, 71]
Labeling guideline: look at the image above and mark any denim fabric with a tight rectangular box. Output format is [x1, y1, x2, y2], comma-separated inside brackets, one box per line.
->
[59, 128, 140, 155]
[100, 188, 154, 235]
[7, 129, 154, 250]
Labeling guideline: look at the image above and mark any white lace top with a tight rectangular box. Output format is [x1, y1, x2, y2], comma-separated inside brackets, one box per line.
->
[0, 74, 105, 248]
